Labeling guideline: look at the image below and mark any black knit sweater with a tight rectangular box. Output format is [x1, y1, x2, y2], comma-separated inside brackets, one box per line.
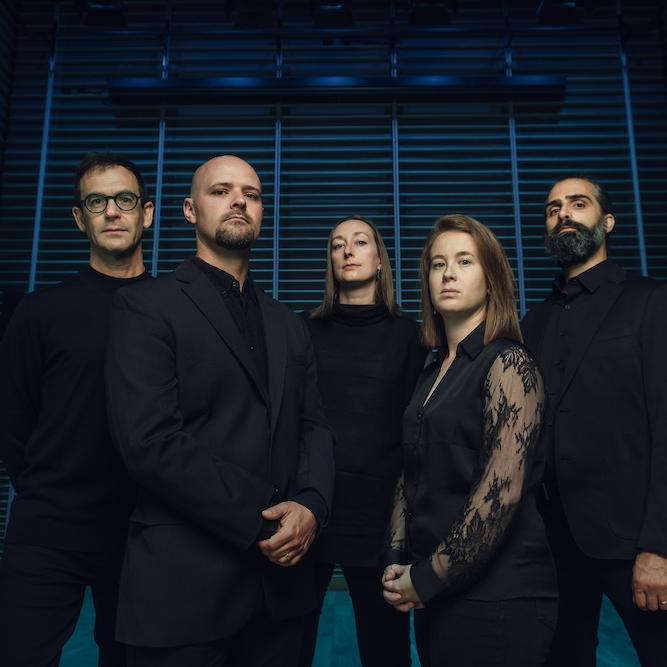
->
[304, 302, 427, 567]
[0, 266, 150, 551]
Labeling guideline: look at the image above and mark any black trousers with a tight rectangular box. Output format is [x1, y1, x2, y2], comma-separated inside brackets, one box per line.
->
[414, 596, 557, 667]
[0, 541, 126, 667]
[298, 561, 412, 667]
[540, 493, 667, 667]
[125, 589, 305, 667]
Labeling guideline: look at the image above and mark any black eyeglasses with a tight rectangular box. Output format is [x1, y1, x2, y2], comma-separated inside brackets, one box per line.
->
[80, 191, 141, 214]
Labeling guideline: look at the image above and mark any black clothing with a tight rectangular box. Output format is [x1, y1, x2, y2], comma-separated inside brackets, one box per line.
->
[0, 542, 126, 667]
[300, 562, 411, 667]
[192, 257, 268, 393]
[304, 304, 427, 567]
[105, 259, 334, 649]
[414, 596, 557, 667]
[126, 590, 305, 667]
[388, 324, 557, 604]
[0, 265, 148, 551]
[0, 264, 149, 667]
[522, 260, 667, 665]
[299, 304, 425, 667]
[540, 489, 666, 667]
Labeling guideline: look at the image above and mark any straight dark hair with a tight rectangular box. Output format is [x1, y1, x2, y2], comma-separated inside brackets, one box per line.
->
[310, 215, 398, 319]
[73, 152, 149, 206]
[419, 214, 522, 350]
[547, 175, 612, 215]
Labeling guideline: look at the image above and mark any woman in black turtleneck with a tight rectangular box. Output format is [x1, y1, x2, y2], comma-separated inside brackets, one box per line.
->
[299, 216, 427, 667]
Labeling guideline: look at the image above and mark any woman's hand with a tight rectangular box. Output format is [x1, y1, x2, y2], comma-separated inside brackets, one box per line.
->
[382, 564, 424, 612]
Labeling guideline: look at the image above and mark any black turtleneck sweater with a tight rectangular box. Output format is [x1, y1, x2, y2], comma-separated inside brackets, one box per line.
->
[0, 265, 150, 551]
[304, 303, 427, 567]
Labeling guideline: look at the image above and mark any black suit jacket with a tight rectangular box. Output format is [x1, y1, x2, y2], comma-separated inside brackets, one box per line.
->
[105, 259, 334, 647]
[522, 262, 667, 560]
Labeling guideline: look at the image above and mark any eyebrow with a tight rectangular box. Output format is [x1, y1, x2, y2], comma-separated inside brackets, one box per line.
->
[431, 251, 475, 260]
[331, 231, 370, 242]
[209, 181, 261, 194]
[544, 193, 593, 210]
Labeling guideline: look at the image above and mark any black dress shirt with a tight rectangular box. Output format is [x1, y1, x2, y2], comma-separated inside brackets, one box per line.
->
[387, 323, 557, 603]
[192, 256, 268, 394]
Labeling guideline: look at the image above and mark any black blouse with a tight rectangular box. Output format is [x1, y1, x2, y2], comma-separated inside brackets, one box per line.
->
[387, 323, 557, 603]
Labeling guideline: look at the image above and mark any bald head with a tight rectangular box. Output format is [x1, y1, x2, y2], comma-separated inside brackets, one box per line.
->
[190, 155, 261, 198]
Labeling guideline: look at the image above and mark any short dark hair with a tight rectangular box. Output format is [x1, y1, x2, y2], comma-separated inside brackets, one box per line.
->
[548, 175, 612, 215]
[73, 152, 149, 206]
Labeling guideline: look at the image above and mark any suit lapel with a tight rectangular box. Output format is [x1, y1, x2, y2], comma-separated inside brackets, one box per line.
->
[257, 288, 286, 435]
[557, 278, 624, 405]
[176, 261, 270, 406]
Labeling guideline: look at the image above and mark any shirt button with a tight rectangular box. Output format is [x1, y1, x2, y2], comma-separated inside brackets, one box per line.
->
[232, 280, 239, 288]
[416, 410, 423, 422]
[564, 304, 571, 311]
[249, 345, 256, 351]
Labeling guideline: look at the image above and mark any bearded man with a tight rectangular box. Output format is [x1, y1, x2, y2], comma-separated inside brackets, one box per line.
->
[104, 155, 334, 667]
[522, 176, 667, 666]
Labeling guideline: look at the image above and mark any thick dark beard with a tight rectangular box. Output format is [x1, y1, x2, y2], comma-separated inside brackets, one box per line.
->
[544, 216, 606, 268]
[215, 222, 255, 250]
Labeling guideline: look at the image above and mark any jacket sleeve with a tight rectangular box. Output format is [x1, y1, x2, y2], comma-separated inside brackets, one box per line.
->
[289, 316, 335, 528]
[637, 282, 667, 556]
[0, 297, 42, 485]
[105, 286, 275, 551]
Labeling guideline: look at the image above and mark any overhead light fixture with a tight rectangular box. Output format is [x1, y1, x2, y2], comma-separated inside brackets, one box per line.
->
[537, 0, 581, 24]
[74, 0, 127, 28]
[312, 1, 354, 29]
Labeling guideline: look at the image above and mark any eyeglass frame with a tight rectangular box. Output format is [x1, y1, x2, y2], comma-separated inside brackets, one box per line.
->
[78, 191, 143, 214]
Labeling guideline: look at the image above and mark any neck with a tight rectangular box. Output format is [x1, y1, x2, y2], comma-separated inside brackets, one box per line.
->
[196, 243, 250, 286]
[563, 246, 607, 280]
[338, 281, 377, 306]
[89, 248, 146, 278]
[442, 307, 486, 359]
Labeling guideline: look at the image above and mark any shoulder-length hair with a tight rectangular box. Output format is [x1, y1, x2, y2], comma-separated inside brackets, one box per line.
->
[419, 214, 522, 349]
[310, 215, 398, 319]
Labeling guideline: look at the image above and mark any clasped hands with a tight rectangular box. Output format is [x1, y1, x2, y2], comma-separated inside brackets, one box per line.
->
[256, 501, 316, 567]
[382, 563, 424, 613]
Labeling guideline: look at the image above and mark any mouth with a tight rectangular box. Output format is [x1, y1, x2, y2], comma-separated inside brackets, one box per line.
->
[343, 264, 360, 270]
[440, 289, 459, 296]
[224, 215, 249, 224]
[557, 226, 577, 235]
[103, 227, 127, 233]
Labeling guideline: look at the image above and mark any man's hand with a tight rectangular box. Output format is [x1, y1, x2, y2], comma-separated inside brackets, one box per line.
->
[382, 563, 424, 613]
[633, 551, 667, 611]
[257, 501, 317, 567]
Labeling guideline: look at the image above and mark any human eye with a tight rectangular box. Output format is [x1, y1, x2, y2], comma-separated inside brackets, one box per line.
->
[212, 187, 228, 196]
[85, 194, 105, 209]
[245, 191, 259, 200]
[431, 261, 445, 270]
[355, 239, 367, 246]
[117, 192, 136, 205]
[547, 206, 559, 217]
[331, 241, 344, 251]
[459, 257, 472, 266]
[573, 200, 586, 208]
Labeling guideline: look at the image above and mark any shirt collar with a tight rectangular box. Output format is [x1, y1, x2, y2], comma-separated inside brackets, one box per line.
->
[457, 321, 486, 360]
[552, 258, 612, 298]
[191, 256, 256, 300]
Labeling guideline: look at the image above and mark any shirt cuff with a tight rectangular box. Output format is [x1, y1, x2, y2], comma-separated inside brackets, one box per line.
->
[410, 557, 444, 604]
[292, 488, 328, 531]
[380, 548, 411, 571]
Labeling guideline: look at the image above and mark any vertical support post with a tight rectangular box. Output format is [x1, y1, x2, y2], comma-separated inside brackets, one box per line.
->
[390, 41, 402, 306]
[151, 30, 170, 276]
[272, 40, 283, 300]
[28, 34, 57, 293]
[619, 32, 648, 276]
[505, 44, 527, 317]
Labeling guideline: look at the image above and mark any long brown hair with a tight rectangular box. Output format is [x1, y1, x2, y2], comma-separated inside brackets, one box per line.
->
[419, 214, 522, 349]
[310, 215, 398, 319]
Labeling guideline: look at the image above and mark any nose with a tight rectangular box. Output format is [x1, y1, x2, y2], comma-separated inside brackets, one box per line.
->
[443, 264, 455, 282]
[104, 198, 122, 217]
[344, 245, 353, 258]
[230, 190, 246, 209]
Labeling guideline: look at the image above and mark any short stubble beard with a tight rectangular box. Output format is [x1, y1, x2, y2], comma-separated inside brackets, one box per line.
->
[544, 216, 606, 268]
[214, 217, 256, 250]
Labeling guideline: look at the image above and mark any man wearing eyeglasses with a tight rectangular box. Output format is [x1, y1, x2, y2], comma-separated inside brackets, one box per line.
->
[0, 152, 153, 666]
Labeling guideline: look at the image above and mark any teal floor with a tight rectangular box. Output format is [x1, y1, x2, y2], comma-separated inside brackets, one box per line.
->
[61, 590, 640, 666]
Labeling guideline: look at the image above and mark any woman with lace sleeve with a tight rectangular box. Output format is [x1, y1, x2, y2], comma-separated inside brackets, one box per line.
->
[382, 215, 558, 666]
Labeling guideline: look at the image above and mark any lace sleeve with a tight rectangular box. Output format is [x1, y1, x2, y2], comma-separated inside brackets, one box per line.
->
[383, 473, 410, 567]
[410, 346, 544, 602]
